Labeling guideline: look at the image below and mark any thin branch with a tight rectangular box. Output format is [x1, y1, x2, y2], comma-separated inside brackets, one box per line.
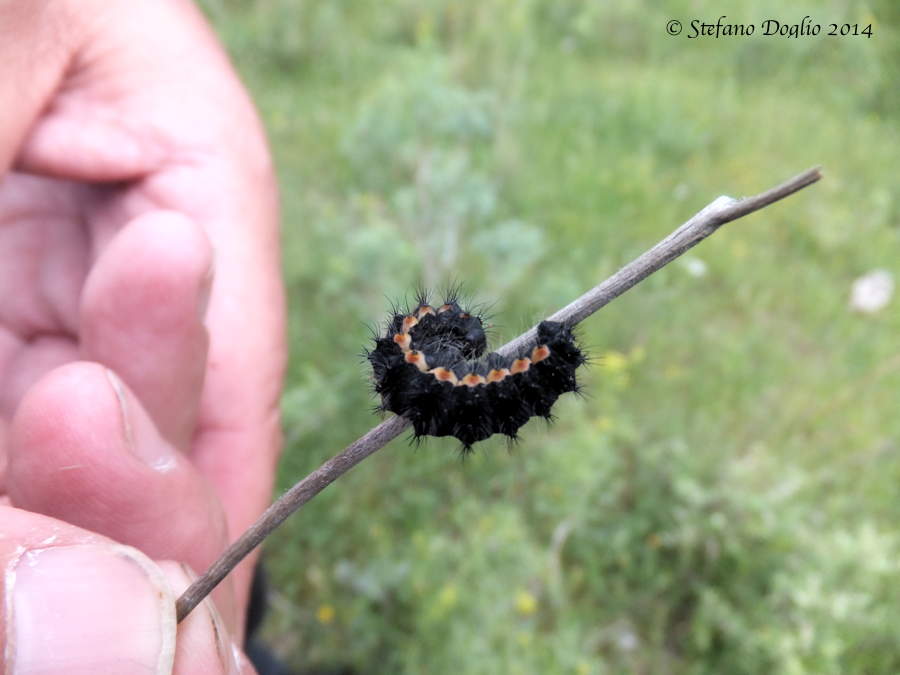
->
[176, 166, 822, 622]
[501, 166, 822, 355]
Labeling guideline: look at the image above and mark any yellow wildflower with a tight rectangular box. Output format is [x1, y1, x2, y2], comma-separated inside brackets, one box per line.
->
[437, 584, 458, 611]
[515, 589, 537, 616]
[599, 350, 628, 373]
[595, 416, 613, 432]
[316, 604, 335, 625]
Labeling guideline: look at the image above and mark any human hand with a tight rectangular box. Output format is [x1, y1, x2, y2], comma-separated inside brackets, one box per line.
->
[3, 505, 255, 673]
[0, 1, 285, 671]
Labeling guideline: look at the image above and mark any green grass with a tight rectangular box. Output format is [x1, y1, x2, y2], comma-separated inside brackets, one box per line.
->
[200, 1, 899, 672]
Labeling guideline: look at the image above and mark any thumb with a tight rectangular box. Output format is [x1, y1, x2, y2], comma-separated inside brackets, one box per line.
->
[2, 507, 249, 674]
[3, 509, 176, 674]
[7, 361, 237, 630]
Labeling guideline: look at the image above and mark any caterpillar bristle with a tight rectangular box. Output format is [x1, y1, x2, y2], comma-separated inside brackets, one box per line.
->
[367, 288, 586, 452]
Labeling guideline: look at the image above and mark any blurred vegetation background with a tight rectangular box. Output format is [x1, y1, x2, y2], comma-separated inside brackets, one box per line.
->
[199, 1, 898, 672]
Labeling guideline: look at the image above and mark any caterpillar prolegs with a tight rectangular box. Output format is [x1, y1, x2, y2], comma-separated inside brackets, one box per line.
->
[367, 291, 586, 451]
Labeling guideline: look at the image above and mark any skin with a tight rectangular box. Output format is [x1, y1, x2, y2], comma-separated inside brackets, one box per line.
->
[0, 0, 286, 671]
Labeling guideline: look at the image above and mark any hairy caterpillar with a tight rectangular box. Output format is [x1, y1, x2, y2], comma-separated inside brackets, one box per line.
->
[367, 291, 586, 451]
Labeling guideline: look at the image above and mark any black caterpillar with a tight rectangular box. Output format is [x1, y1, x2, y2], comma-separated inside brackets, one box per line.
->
[367, 291, 586, 451]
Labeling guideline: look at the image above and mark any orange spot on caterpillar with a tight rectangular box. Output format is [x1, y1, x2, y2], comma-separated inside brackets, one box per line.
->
[430, 367, 458, 385]
[510, 358, 531, 374]
[486, 368, 510, 383]
[370, 304, 585, 450]
[531, 345, 551, 363]
[405, 350, 429, 371]
[393, 333, 412, 350]
[461, 373, 486, 387]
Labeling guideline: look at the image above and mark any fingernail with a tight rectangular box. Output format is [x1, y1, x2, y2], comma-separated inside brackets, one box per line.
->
[105, 369, 135, 450]
[213, 613, 243, 675]
[105, 369, 176, 472]
[198, 258, 214, 320]
[7, 544, 176, 675]
[231, 643, 247, 674]
[178, 563, 241, 675]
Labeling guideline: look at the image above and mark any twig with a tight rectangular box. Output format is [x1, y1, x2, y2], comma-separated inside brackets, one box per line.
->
[176, 166, 822, 622]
